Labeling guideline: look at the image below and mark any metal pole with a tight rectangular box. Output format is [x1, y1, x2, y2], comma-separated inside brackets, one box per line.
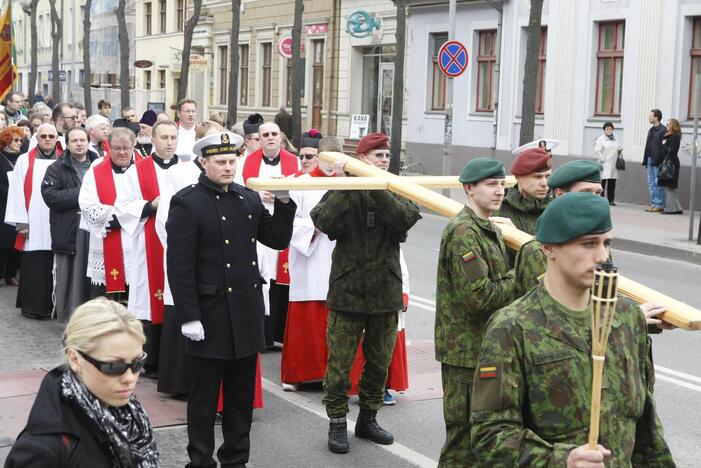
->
[491, 3, 503, 154]
[441, 0, 456, 198]
[689, 73, 700, 241]
[71, 0, 77, 101]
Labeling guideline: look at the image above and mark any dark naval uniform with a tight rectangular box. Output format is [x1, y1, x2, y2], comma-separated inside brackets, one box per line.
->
[167, 173, 295, 467]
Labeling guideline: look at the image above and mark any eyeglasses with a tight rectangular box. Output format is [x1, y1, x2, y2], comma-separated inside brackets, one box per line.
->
[298, 153, 316, 160]
[63, 114, 78, 120]
[261, 132, 279, 138]
[372, 152, 392, 160]
[78, 350, 148, 376]
[38, 134, 56, 139]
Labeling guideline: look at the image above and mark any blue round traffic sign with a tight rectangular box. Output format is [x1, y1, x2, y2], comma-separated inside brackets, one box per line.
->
[438, 40, 468, 78]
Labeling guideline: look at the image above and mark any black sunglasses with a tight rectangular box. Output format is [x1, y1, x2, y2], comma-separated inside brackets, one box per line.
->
[298, 153, 316, 160]
[78, 350, 147, 376]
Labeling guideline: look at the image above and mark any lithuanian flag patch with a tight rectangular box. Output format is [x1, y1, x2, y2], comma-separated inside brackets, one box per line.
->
[462, 251, 476, 263]
[479, 365, 497, 379]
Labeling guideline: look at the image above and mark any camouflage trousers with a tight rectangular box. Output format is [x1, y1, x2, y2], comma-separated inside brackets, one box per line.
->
[323, 309, 398, 419]
[438, 364, 476, 468]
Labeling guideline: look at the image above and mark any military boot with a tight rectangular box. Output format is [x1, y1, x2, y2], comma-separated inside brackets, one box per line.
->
[328, 419, 349, 454]
[354, 409, 394, 445]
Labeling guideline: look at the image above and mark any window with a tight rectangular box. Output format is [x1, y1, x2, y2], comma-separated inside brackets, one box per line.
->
[536, 27, 547, 114]
[595, 21, 625, 116]
[430, 32, 448, 111]
[159, 70, 166, 89]
[144, 3, 152, 36]
[689, 17, 701, 119]
[144, 70, 152, 90]
[219, 45, 228, 105]
[176, 0, 184, 32]
[159, 0, 166, 34]
[261, 43, 272, 107]
[286, 59, 293, 108]
[311, 39, 325, 128]
[239, 45, 249, 106]
[476, 30, 496, 112]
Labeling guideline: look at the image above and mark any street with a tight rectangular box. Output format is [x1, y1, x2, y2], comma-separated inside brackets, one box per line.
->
[1, 213, 700, 467]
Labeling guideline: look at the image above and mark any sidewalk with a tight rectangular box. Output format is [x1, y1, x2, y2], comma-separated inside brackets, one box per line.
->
[441, 188, 701, 265]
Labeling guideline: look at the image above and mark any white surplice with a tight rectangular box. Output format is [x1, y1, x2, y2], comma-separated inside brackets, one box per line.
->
[5, 152, 55, 251]
[176, 126, 196, 162]
[78, 157, 133, 285]
[114, 158, 181, 321]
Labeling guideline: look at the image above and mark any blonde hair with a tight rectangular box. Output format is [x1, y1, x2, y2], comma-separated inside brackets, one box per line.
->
[196, 120, 226, 139]
[280, 132, 297, 154]
[63, 298, 145, 355]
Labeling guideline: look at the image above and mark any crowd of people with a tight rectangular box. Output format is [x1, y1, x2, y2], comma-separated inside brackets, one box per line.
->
[0, 92, 678, 468]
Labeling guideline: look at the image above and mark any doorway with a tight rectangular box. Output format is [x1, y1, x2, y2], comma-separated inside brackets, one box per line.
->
[360, 45, 395, 135]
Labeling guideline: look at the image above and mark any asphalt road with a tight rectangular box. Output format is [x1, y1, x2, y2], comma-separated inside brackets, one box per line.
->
[1, 212, 700, 467]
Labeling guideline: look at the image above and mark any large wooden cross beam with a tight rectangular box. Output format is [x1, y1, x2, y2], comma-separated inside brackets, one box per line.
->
[246, 151, 701, 330]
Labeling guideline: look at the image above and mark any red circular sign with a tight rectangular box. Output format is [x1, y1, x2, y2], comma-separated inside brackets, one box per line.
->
[278, 37, 293, 59]
[438, 40, 469, 78]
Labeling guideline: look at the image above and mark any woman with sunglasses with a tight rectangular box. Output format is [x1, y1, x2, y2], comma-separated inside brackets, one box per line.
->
[5, 298, 159, 467]
[0, 126, 25, 287]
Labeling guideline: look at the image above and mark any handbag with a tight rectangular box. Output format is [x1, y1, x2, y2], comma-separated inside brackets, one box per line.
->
[615, 154, 625, 171]
[657, 157, 675, 183]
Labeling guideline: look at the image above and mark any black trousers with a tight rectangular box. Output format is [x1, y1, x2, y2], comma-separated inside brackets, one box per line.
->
[265, 280, 289, 346]
[601, 178, 616, 204]
[186, 353, 257, 468]
[0, 247, 19, 280]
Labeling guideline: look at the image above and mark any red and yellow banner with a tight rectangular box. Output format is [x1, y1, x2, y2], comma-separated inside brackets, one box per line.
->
[0, 4, 17, 101]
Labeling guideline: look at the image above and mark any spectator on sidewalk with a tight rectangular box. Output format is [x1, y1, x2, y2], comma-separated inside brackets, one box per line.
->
[98, 100, 112, 121]
[659, 118, 683, 215]
[4, 298, 159, 467]
[642, 109, 667, 212]
[594, 121, 622, 206]
[0, 127, 24, 287]
[275, 107, 293, 140]
[3, 92, 28, 126]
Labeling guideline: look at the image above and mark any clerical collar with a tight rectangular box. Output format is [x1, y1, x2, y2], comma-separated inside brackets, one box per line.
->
[262, 154, 280, 166]
[37, 147, 57, 159]
[111, 160, 131, 173]
[152, 153, 179, 169]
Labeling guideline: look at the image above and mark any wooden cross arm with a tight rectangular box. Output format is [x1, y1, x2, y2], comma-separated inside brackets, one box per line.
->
[245, 175, 517, 191]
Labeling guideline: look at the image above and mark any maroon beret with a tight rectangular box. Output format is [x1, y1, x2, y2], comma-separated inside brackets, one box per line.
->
[356, 132, 389, 154]
[511, 147, 552, 176]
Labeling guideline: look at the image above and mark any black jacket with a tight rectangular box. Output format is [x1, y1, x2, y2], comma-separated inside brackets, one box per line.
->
[659, 133, 681, 189]
[0, 150, 18, 248]
[642, 124, 667, 167]
[4, 366, 114, 468]
[40, 150, 98, 254]
[166, 174, 296, 359]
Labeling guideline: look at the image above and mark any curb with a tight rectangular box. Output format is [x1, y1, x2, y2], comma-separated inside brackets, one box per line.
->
[613, 238, 701, 266]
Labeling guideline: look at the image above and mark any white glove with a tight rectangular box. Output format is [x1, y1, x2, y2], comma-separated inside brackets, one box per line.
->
[271, 190, 290, 203]
[181, 320, 205, 341]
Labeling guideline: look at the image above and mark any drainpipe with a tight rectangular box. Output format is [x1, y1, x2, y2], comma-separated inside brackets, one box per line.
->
[486, 0, 504, 155]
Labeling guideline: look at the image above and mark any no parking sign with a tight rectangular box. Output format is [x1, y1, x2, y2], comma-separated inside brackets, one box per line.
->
[438, 40, 468, 78]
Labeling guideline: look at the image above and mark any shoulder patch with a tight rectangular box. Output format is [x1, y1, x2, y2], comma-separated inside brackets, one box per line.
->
[478, 365, 497, 379]
[471, 362, 505, 412]
[462, 251, 476, 263]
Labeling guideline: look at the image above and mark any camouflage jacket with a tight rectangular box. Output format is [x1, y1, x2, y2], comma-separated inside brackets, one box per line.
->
[514, 239, 546, 297]
[495, 185, 552, 235]
[471, 286, 675, 467]
[310, 190, 420, 314]
[435, 205, 517, 368]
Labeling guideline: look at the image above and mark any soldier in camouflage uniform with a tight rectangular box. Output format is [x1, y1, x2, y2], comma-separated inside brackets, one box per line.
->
[435, 158, 518, 467]
[310, 132, 421, 454]
[471, 193, 675, 467]
[514, 160, 604, 296]
[496, 146, 553, 235]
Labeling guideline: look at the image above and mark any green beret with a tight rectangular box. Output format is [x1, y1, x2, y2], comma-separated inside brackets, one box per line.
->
[536, 192, 612, 244]
[547, 160, 602, 189]
[459, 158, 505, 184]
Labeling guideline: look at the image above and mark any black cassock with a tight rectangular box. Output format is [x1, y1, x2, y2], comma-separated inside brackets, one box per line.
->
[166, 173, 295, 466]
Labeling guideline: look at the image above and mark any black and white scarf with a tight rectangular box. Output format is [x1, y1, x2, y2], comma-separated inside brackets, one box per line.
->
[61, 368, 159, 467]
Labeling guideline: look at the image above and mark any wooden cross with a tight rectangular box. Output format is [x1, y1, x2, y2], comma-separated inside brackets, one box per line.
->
[110, 268, 120, 280]
[246, 151, 701, 330]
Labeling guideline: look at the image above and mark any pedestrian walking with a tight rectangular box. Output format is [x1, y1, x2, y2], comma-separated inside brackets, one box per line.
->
[4, 298, 159, 467]
[659, 118, 683, 214]
[471, 193, 675, 466]
[642, 108, 667, 212]
[594, 121, 622, 205]
[434, 157, 517, 467]
[167, 131, 296, 468]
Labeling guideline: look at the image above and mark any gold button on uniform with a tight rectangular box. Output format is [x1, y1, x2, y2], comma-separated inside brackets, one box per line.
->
[254, 284, 258, 288]
[251, 238, 255, 243]
[239, 195, 244, 199]
[226, 263, 231, 268]
[252, 261, 256, 266]
[228, 287, 232, 292]
[225, 240, 229, 244]
[221, 216, 226, 221]
[248, 215, 252, 220]
[216, 195, 220, 200]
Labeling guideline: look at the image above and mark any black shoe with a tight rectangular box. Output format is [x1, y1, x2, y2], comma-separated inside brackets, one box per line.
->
[661, 210, 683, 215]
[609, 202, 616, 206]
[354, 409, 394, 445]
[328, 420, 349, 454]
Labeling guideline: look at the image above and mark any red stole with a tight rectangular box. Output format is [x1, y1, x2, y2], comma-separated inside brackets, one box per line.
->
[242, 149, 298, 285]
[94, 158, 126, 293]
[15, 146, 63, 251]
[135, 157, 164, 324]
[101, 139, 110, 156]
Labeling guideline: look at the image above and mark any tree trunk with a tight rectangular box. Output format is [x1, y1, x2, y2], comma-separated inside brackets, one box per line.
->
[518, 0, 544, 146]
[23, 0, 40, 105]
[226, 0, 241, 128]
[290, 0, 304, 148]
[389, 0, 406, 175]
[82, 0, 93, 112]
[115, 0, 130, 109]
[178, 0, 203, 102]
[48, 0, 62, 103]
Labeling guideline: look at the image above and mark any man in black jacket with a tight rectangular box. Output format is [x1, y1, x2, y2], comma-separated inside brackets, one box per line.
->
[41, 127, 98, 322]
[642, 108, 667, 212]
[166, 131, 296, 468]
